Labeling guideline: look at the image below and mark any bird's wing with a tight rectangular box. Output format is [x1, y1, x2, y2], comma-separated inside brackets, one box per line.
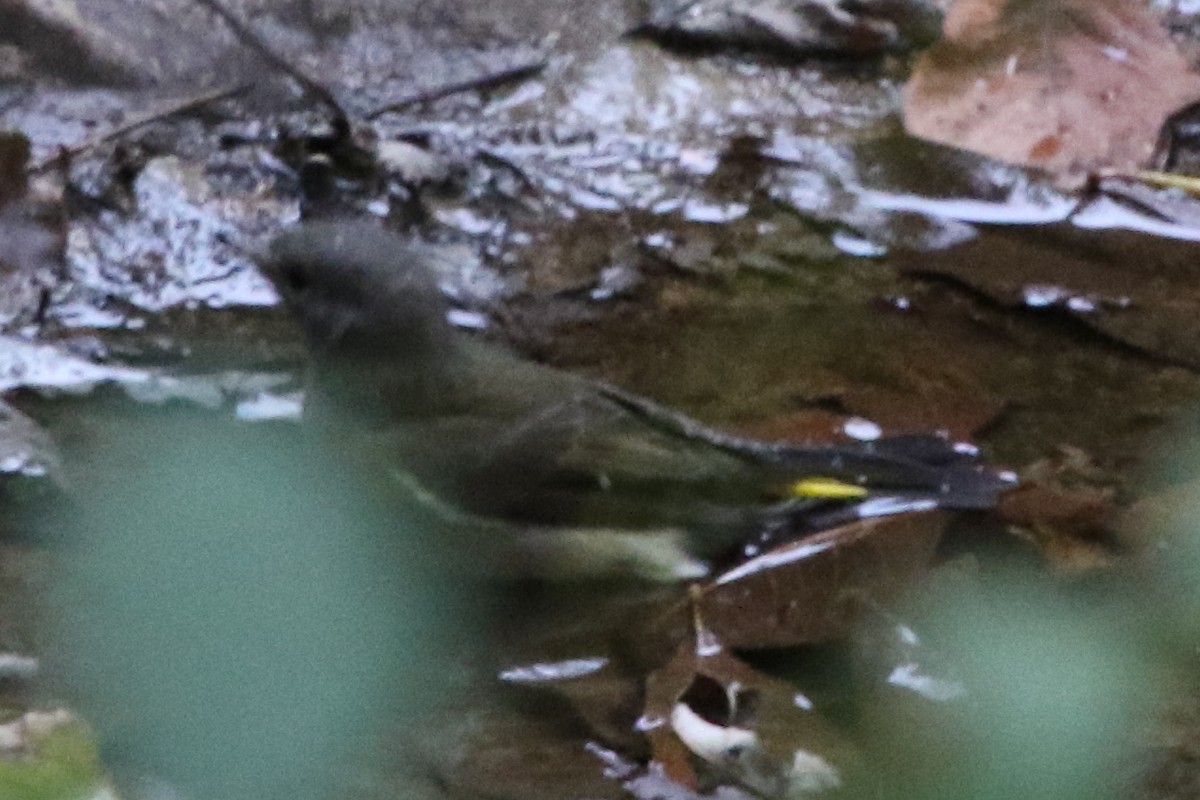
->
[476, 390, 757, 488]
[593, 383, 1011, 509]
[450, 346, 765, 490]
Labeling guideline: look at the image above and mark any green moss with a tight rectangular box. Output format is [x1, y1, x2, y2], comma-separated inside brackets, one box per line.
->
[0, 720, 107, 800]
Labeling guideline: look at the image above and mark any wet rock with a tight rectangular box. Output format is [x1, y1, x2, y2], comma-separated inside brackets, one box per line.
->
[0, 210, 59, 332]
[0, 0, 276, 88]
[66, 155, 286, 312]
[0, 0, 138, 85]
[0, 131, 64, 333]
[0, 337, 148, 394]
[0, 399, 64, 541]
[896, 217, 1200, 370]
[376, 140, 453, 186]
[0, 400, 58, 479]
[634, 0, 939, 56]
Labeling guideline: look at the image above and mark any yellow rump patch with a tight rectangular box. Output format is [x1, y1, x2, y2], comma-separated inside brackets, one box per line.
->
[788, 477, 869, 499]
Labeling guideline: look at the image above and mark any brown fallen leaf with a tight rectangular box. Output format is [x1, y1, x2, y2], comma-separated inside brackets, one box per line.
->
[730, 395, 1004, 448]
[724, 362, 1005, 446]
[840, 385, 1006, 443]
[904, 0, 1200, 184]
[728, 409, 858, 446]
[698, 512, 950, 649]
[642, 591, 860, 795]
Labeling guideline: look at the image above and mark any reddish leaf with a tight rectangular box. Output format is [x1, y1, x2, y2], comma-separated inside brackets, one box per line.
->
[840, 386, 1006, 443]
[699, 513, 950, 649]
[904, 0, 1200, 183]
[641, 600, 859, 795]
[729, 409, 858, 446]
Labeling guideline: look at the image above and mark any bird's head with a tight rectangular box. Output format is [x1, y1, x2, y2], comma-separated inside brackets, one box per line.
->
[259, 221, 451, 361]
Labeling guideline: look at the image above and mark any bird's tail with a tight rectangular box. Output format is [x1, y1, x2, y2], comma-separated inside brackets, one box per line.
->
[765, 434, 1015, 511]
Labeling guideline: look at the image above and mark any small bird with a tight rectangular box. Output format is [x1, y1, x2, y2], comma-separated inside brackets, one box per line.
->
[258, 221, 1008, 580]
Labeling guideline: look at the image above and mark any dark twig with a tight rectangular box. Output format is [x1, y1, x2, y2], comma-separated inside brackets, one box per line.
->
[476, 148, 539, 194]
[29, 83, 250, 173]
[192, 0, 347, 122]
[366, 59, 548, 120]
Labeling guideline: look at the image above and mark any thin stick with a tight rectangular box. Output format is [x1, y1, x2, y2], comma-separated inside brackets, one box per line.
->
[366, 59, 547, 120]
[476, 148, 539, 194]
[192, 0, 347, 122]
[29, 83, 250, 173]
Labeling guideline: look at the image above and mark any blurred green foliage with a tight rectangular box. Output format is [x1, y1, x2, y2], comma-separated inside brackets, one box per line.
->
[46, 411, 458, 800]
[0, 720, 104, 800]
[910, 571, 1144, 800]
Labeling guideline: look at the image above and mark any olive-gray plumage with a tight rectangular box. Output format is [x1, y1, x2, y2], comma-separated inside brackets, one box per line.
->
[260, 221, 1005, 567]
